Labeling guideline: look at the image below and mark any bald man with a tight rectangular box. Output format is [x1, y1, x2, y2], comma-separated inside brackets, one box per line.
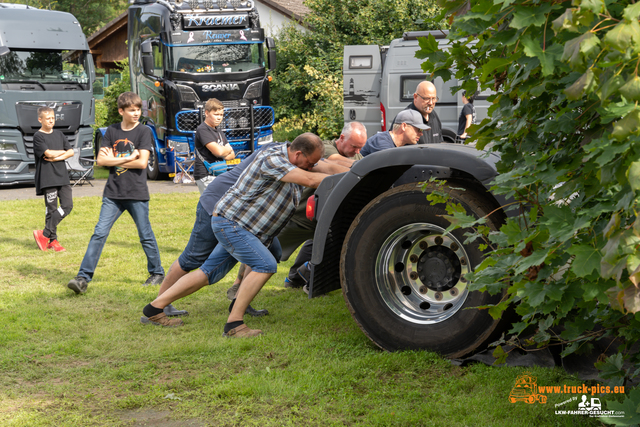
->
[402, 81, 443, 144]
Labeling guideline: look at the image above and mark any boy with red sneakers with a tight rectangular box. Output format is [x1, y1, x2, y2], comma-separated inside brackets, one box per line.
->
[33, 106, 74, 252]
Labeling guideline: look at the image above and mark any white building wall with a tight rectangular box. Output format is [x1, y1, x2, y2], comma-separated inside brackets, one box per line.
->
[254, 2, 305, 37]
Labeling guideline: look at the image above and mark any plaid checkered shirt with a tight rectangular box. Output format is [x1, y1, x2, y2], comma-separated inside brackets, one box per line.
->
[214, 143, 302, 244]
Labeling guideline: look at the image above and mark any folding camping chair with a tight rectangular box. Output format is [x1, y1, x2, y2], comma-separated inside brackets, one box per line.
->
[65, 147, 96, 187]
[174, 142, 195, 182]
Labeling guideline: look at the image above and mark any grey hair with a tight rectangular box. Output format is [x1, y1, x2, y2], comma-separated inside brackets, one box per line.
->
[290, 132, 324, 157]
[341, 121, 366, 140]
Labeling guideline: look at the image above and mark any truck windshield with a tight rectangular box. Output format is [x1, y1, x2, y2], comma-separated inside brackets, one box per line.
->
[0, 49, 90, 88]
[169, 43, 264, 73]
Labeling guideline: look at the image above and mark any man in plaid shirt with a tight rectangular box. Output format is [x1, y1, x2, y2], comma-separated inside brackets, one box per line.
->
[141, 133, 329, 336]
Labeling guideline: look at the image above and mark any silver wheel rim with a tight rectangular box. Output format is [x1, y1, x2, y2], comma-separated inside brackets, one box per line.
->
[375, 223, 471, 324]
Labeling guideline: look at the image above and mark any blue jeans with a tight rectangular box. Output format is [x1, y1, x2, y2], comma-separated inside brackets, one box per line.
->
[77, 197, 163, 281]
[199, 216, 279, 284]
[178, 202, 218, 271]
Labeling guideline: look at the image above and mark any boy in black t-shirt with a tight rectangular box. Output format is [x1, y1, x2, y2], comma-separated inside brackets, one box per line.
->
[67, 92, 165, 294]
[33, 106, 74, 252]
[193, 98, 235, 193]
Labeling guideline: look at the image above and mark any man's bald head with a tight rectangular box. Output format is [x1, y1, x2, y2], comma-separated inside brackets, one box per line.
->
[414, 81, 438, 117]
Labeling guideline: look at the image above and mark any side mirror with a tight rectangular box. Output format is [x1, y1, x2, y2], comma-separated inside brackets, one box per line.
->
[266, 37, 276, 71]
[140, 39, 155, 77]
[0, 46, 10, 57]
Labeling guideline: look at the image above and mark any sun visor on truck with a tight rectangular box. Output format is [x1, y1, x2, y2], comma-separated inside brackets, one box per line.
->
[0, 9, 88, 50]
[166, 28, 264, 45]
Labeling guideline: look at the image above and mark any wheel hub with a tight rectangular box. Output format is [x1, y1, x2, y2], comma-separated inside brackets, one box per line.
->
[418, 246, 460, 292]
[375, 223, 471, 325]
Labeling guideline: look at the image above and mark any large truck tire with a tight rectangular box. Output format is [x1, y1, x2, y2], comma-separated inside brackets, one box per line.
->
[340, 182, 507, 358]
[146, 146, 166, 180]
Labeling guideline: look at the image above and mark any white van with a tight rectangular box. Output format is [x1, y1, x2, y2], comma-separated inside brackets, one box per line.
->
[344, 30, 490, 143]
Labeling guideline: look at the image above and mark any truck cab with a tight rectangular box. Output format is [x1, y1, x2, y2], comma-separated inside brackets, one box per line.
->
[126, 0, 276, 179]
[0, 3, 96, 186]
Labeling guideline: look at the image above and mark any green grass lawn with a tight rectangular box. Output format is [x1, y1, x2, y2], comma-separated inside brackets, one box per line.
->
[0, 193, 602, 426]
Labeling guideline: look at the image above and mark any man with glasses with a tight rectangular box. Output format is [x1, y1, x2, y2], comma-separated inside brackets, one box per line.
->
[360, 110, 429, 157]
[400, 81, 443, 144]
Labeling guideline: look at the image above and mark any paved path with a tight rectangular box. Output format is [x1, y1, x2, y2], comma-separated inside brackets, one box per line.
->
[0, 179, 198, 201]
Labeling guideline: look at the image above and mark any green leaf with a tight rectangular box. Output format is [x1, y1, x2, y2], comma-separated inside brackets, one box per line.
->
[522, 36, 563, 76]
[623, 1, 640, 21]
[612, 108, 640, 141]
[619, 75, 640, 101]
[551, 8, 578, 34]
[581, 0, 605, 15]
[480, 58, 511, 81]
[562, 33, 598, 68]
[511, 5, 547, 29]
[567, 245, 600, 277]
[564, 69, 597, 100]
[628, 161, 640, 191]
[601, 388, 640, 425]
[603, 20, 640, 53]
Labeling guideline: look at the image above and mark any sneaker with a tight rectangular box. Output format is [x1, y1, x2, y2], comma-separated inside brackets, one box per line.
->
[33, 230, 49, 252]
[143, 273, 164, 286]
[246, 304, 269, 317]
[47, 239, 66, 252]
[163, 304, 189, 317]
[297, 262, 311, 284]
[140, 312, 184, 327]
[222, 324, 263, 338]
[226, 282, 240, 300]
[303, 284, 309, 295]
[67, 276, 88, 294]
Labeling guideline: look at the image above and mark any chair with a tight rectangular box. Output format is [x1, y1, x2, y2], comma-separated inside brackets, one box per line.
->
[173, 142, 195, 183]
[65, 147, 96, 187]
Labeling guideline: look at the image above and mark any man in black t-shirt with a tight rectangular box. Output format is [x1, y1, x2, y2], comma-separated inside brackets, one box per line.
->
[394, 81, 444, 144]
[194, 98, 235, 193]
[67, 92, 165, 295]
[33, 106, 74, 252]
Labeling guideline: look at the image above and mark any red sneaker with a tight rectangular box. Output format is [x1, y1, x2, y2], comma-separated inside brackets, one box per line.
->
[47, 239, 66, 252]
[33, 230, 49, 251]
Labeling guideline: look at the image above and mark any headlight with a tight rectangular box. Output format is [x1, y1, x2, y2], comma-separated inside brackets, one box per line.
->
[167, 139, 180, 149]
[238, 117, 249, 128]
[0, 143, 18, 152]
[257, 134, 273, 144]
[243, 81, 263, 99]
[227, 117, 238, 128]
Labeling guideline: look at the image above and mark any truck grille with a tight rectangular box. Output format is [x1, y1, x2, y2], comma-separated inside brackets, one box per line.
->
[175, 106, 274, 135]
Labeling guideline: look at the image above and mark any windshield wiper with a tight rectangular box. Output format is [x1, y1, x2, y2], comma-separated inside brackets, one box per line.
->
[14, 80, 47, 90]
[56, 82, 85, 90]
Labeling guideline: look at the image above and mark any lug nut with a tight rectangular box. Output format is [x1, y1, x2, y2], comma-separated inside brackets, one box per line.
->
[419, 286, 427, 294]
[450, 242, 459, 251]
[410, 271, 418, 280]
[419, 241, 428, 250]
[435, 236, 443, 245]
[420, 275, 425, 282]
[434, 292, 443, 301]
[450, 288, 458, 296]
[410, 254, 418, 263]
[460, 257, 467, 265]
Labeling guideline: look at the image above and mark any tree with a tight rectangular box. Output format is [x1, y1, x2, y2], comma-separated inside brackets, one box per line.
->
[418, 0, 640, 408]
[271, 0, 443, 140]
[4, 0, 128, 36]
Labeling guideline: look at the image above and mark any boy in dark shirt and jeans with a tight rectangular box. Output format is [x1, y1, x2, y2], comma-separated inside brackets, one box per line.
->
[33, 106, 74, 252]
[67, 92, 164, 294]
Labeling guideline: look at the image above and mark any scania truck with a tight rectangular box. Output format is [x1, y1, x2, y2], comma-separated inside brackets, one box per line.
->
[0, 3, 96, 185]
[121, 0, 276, 179]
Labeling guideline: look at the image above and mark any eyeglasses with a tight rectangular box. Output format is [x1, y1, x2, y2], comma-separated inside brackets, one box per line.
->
[416, 93, 439, 103]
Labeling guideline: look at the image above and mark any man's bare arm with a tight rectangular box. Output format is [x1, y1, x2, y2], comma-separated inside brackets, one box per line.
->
[280, 168, 329, 189]
[326, 153, 356, 167]
[311, 159, 349, 175]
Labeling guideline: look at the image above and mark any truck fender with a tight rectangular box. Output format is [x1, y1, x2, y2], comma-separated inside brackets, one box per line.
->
[312, 143, 499, 263]
[309, 143, 502, 297]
